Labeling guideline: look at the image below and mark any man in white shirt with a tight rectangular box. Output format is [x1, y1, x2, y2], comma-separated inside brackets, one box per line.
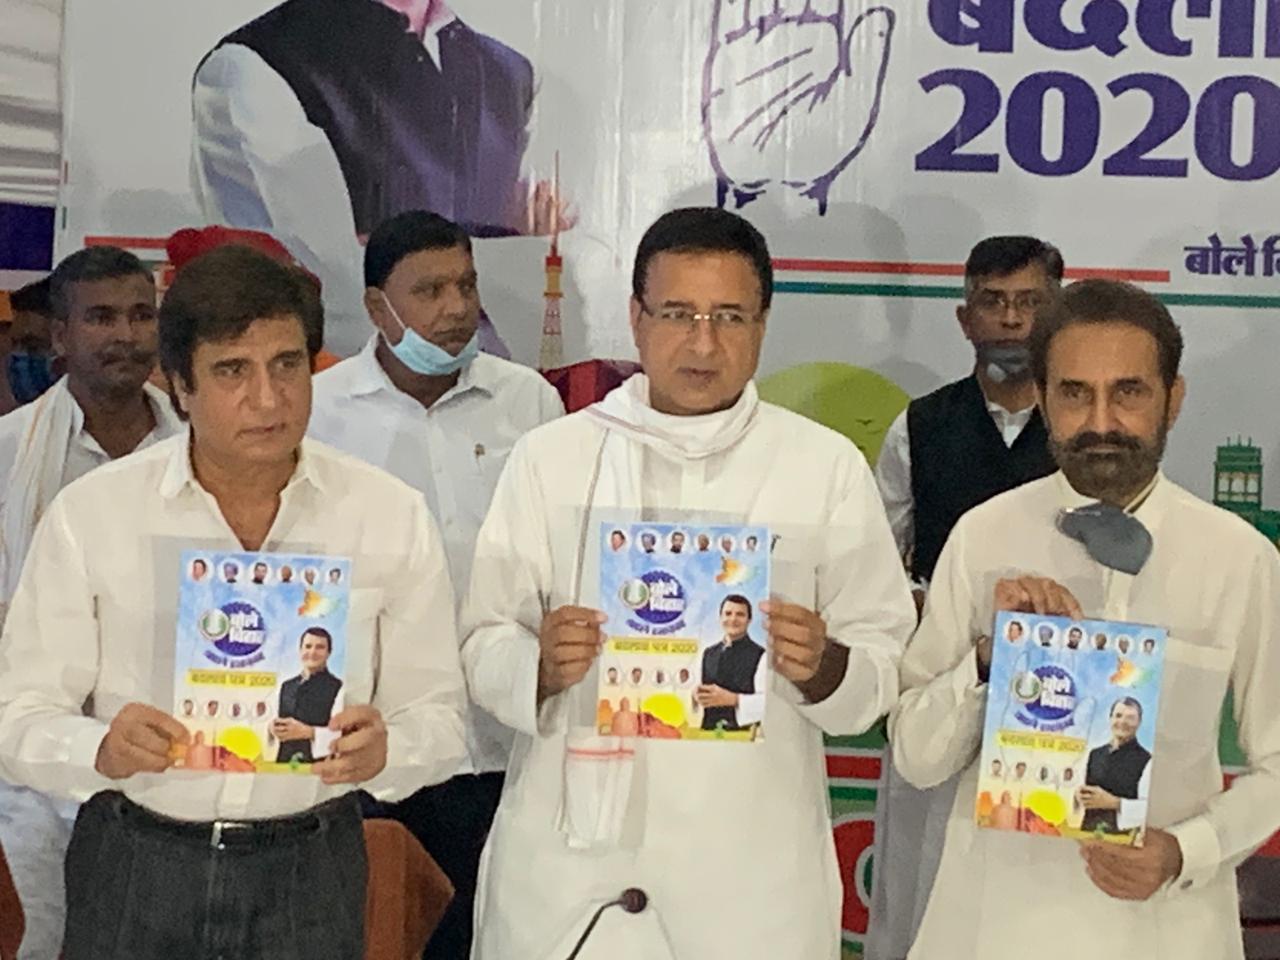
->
[868, 236, 1062, 960]
[890, 280, 1280, 960]
[190, 0, 566, 356]
[309, 209, 563, 959]
[461, 207, 915, 959]
[0, 245, 467, 960]
[0, 245, 184, 960]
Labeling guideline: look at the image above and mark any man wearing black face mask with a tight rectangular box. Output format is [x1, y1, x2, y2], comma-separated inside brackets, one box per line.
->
[891, 281, 1280, 959]
[876, 236, 1063, 610]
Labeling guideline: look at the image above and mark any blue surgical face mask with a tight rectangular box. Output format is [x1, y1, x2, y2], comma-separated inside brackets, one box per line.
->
[380, 292, 478, 377]
[6, 351, 58, 404]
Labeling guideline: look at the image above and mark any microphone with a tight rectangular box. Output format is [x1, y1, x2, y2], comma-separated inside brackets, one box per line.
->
[564, 888, 649, 960]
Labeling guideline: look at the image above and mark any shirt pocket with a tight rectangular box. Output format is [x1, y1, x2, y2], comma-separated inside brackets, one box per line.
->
[1157, 637, 1232, 748]
[469, 440, 513, 485]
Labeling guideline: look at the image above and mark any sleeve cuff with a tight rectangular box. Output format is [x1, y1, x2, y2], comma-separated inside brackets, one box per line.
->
[797, 645, 896, 736]
[65, 721, 114, 802]
[737, 692, 766, 727]
[1166, 815, 1222, 894]
[952, 649, 985, 699]
[509, 640, 567, 739]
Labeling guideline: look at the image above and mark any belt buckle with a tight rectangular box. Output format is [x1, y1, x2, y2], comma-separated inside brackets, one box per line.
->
[211, 820, 227, 850]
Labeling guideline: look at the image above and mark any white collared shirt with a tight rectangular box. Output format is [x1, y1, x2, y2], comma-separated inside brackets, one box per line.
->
[0, 381, 182, 495]
[0, 435, 468, 822]
[874, 392, 1036, 580]
[309, 339, 564, 772]
[890, 472, 1280, 960]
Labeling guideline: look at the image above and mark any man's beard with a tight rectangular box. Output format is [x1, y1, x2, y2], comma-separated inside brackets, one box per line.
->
[1050, 418, 1168, 504]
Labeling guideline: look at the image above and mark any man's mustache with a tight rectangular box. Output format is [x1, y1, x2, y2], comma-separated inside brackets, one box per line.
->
[97, 347, 154, 365]
[1065, 431, 1142, 453]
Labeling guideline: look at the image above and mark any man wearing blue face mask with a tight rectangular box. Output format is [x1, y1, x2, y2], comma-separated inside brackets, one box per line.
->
[309, 209, 563, 959]
[3, 277, 58, 409]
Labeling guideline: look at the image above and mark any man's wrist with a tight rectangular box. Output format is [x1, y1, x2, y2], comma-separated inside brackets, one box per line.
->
[796, 640, 848, 704]
[975, 636, 992, 684]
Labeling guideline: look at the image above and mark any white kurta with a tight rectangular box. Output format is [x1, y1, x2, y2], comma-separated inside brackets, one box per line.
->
[890, 472, 1280, 960]
[461, 390, 915, 960]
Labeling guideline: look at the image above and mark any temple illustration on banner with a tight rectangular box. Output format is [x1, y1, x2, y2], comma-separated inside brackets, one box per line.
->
[1214, 439, 1280, 547]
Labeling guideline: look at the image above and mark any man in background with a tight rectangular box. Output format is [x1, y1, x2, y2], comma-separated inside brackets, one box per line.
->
[0, 246, 182, 960]
[309, 209, 562, 959]
[868, 236, 1063, 960]
[2, 278, 57, 411]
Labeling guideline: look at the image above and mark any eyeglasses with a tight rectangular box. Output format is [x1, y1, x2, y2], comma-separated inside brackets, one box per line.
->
[971, 290, 1046, 316]
[639, 302, 761, 331]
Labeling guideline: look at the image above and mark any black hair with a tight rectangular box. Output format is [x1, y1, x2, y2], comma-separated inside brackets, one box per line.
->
[159, 245, 324, 394]
[301, 627, 334, 652]
[719, 594, 753, 620]
[964, 236, 1064, 298]
[1111, 696, 1143, 723]
[632, 207, 773, 309]
[49, 246, 153, 321]
[1030, 279, 1183, 390]
[10, 276, 52, 316]
[364, 210, 473, 288]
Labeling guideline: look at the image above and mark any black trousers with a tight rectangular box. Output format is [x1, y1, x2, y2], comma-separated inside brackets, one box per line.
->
[63, 791, 366, 960]
[364, 772, 504, 960]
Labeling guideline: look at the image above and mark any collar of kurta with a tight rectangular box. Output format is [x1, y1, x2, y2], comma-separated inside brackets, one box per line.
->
[586, 373, 760, 461]
[345, 334, 494, 403]
[65, 381, 183, 443]
[157, 435, 329, 500]
[1052, 469, 1166, 516]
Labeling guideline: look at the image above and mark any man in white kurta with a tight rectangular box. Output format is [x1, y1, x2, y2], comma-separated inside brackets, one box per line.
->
[461, 208, 915, 959]
[0, 246, 183, 960]
[891, 280, 1280, 959]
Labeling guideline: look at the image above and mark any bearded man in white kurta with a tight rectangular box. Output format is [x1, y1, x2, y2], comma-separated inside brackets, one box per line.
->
[460, 208, 915, 959]
[891, 280, 1280, 960]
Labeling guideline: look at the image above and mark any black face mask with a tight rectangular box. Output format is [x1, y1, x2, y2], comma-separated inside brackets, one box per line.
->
[1056, 502, 1153, 575]
[974, 341, 1032, 384]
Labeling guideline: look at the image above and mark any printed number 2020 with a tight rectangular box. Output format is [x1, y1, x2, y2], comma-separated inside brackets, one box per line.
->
[915, 68, 1280, 182]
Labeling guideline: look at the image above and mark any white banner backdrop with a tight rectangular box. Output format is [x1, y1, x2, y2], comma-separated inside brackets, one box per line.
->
[56, 0, 1280, 501]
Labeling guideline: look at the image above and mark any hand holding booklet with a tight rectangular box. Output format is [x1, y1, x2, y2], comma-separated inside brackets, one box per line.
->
[975, 610, 1167, 845]
[595, 522, 770, 742]
[171, 549, 351, 772]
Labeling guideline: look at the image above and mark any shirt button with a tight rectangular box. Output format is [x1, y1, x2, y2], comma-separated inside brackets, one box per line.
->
[1180, 879, 1193, 890]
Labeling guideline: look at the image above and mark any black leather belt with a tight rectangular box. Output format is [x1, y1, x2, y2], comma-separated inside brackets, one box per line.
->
[113, 792, 358, 850]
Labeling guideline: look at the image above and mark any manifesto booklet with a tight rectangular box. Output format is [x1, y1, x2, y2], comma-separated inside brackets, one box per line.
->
[172, 550, 351, 772]
[975, 611, 1167, 845]
[596, 522, 770, 742]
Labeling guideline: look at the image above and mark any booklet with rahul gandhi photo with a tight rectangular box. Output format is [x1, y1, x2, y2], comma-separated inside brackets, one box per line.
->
[975, 611, 1167, 845]
[596, 521, 771, 742]
[171, 549, 351, 772]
